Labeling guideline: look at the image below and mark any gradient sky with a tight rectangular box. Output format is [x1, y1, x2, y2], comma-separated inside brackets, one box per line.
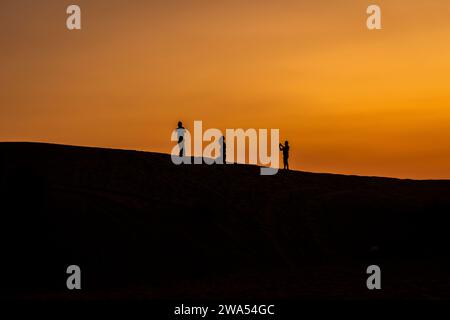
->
[1, 0, 450, 179]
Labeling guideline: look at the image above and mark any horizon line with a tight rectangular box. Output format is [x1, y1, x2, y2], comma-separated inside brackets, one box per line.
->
[1, 140, 449, 182]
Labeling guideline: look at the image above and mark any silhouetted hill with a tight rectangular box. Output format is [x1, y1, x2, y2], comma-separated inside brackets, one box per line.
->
[1, 142, 450, 300]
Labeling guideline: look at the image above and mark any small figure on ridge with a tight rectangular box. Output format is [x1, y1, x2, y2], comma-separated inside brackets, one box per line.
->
[176, 121, 186, 157]
[279, 140, 290, 170]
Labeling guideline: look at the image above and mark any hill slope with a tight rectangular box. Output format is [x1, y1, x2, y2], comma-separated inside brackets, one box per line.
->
[1, 142, 450, 299]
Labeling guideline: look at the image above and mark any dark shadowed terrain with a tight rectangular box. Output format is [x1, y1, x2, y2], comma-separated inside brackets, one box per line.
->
[1, 142, 449, 301]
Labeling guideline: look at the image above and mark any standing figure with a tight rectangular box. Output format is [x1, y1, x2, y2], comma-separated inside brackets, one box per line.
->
[279, 140, 290, 170]
[176, 121, 186, 157]
[219, 136, 226, 164]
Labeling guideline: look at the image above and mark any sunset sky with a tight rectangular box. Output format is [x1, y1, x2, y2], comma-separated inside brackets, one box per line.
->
[1, 0, 450, 179]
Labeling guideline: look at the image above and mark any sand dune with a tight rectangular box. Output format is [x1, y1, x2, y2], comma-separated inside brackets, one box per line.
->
[1, 142, 449, 300]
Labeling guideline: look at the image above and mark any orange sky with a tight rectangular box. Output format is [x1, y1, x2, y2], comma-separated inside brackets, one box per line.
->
[1, 0, 450, 179]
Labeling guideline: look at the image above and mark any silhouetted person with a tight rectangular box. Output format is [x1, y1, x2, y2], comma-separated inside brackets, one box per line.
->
[279, 140, 290, 170]
[176, 121, 186, 157]
[219, 136, 226, 164]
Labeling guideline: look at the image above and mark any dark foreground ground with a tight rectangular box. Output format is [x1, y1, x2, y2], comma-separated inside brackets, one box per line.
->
[0, 142, 449, 301]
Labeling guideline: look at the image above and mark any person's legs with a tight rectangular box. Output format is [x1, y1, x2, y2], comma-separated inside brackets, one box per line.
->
[284, 157, 288, 170]
[179, 141, 184, 157]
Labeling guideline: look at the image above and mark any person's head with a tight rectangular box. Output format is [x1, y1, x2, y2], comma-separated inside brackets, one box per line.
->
[285, 140, 289, 146]
[177, 121, 183, 128]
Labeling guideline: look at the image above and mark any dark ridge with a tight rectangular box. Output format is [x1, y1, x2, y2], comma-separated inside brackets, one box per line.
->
[1, 142, 449, 300]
